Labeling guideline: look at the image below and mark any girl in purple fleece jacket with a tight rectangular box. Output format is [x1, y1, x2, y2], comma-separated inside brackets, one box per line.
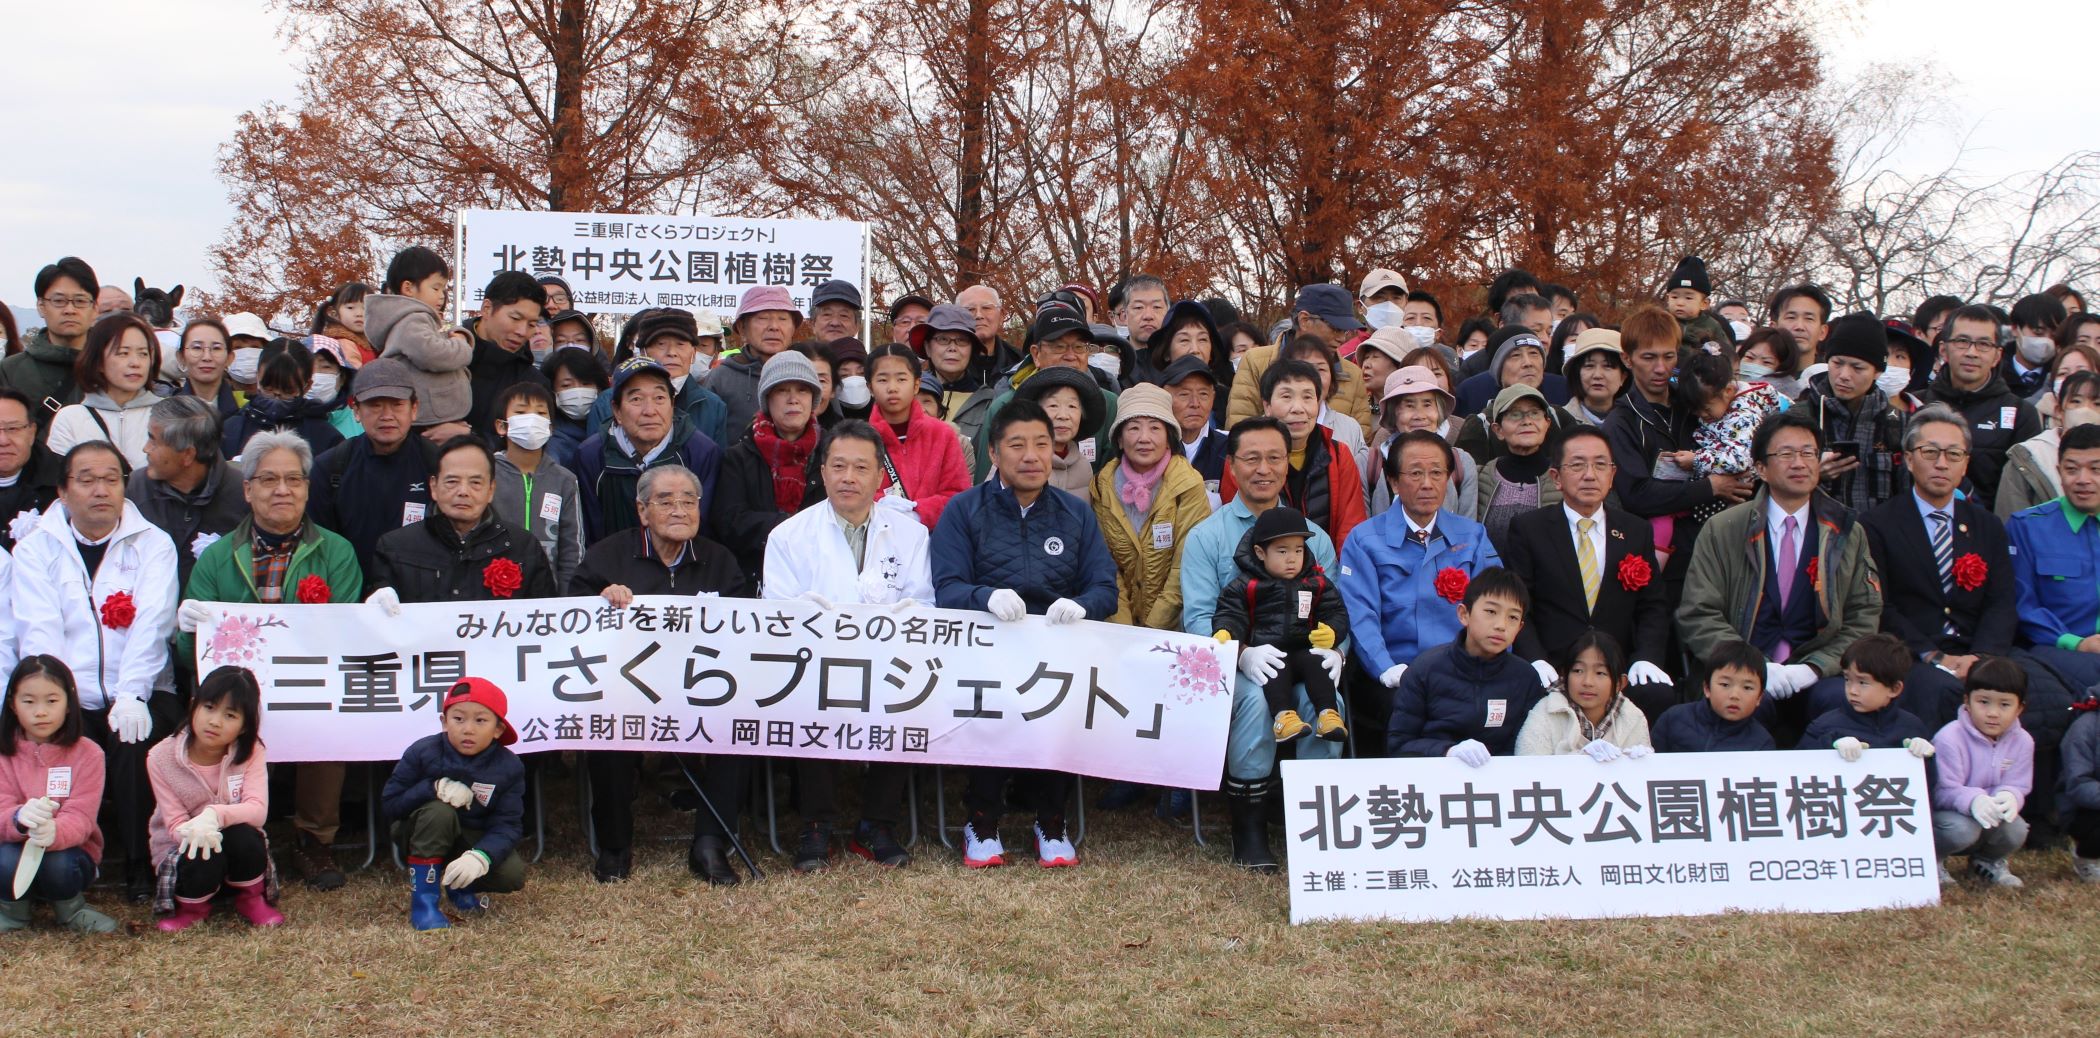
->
[1930, 658, 2033, 889]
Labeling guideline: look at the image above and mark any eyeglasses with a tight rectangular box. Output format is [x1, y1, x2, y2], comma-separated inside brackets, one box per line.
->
[247, 473, 309, 490]
[1497, 409, 1548, 426]
[1763, 448, 1821, 463]
[1910, 446, 1969, 464]
[1943, 336, 1999, 353]
[645, 493, 700, 511]
[41, 295, 93, 311]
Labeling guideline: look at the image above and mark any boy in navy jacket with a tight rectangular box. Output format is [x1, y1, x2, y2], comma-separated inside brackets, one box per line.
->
[383, 678, 527, 930]
[1387, 566, 1542, 764]
[1803, 633, 1938, 771]
[1652, 641, 1778, 752]
[1212, 507, 1351, 743]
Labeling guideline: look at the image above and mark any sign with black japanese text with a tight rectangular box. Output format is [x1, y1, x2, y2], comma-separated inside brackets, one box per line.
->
[454, 209, 867, 318]
[196, 597, 1235, 788]
[1282, 751, 1938, 923]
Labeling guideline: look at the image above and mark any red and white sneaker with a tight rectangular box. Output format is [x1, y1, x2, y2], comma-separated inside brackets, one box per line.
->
[962, 821, 1007, 868]
[1034, 821, 1078, 868]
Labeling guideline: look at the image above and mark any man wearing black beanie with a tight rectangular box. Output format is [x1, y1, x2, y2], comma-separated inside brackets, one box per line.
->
[1800, 313, 1907, 513]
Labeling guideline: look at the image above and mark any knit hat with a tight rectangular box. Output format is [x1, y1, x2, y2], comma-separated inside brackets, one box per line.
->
[758, 349, 823, 400]
[1486, 327, 1546, 385]
[825, 337, 870, 371]
[908, 303, 982, 356]
[734, 285, 802, 325]
[1109, 382, 1180, 447]
[1013, 365, 1105, 438]
[1666, 256, 1711, 296]
[633, 309, 699, 348]
[811, 279, 863, 311]
[611, 356, 674, 401]
[1486, 382, 1551, 424]
[1561, 327, 1626, 382]
[1250, 505, 1312, 546]
[441, 677, 516, 746]
[1823, 312, 1888, 371]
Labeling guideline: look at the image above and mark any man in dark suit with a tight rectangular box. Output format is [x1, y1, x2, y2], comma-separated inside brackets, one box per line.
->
[1851, 404, 2017, 728]
[1507, 425, 1677, 720]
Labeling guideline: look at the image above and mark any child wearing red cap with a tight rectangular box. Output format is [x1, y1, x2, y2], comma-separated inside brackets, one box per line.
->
[381, 677, 527, 931]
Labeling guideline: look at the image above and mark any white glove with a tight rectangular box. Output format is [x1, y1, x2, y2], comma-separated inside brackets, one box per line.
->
[876, 494, 917, 516]
[1764, 660, 1793, 697]
[1310, 647, 1345, 687]
[177, 808, 222, 860]
[1581, 738, 1623, 763]
[1627, 660, 1669, 685]
[1992, 790, 2021, 820]
[1905, 737, 1936, 759]
[985, 588, 1026, 622]
[24, 818, 56, 849]
[1448, 739, 1492, 768]
[1623, 745, 1653, 760]
[1379, 664, 1408, 689]
[15, 796, 57, 831]
[1969, 795, 2005, 827]
[109, 696, 152, 744]
[1531, 659, 1557, 688]
[177, 598, 216, 633]
[367, 586, 402, 617]
[1833, 736, 1866, 762]
[441, 849, 490, 890]
[886, 597, 916, 614]
[1045, 598, 1088, 625]
[1238, 643, 1286, 683]
[1776, 664, 1818, 700]
[434, 778, 473, 809]
[798, 591, 835, 611]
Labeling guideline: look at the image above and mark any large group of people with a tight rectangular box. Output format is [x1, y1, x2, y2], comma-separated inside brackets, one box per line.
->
[2, 248, 2098, 937]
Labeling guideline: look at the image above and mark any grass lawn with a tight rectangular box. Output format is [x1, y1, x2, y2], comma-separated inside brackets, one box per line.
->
[4, 766, 2098, 1036]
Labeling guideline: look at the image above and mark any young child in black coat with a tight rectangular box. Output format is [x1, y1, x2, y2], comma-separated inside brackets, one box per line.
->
[1213, 507, 1351, 742]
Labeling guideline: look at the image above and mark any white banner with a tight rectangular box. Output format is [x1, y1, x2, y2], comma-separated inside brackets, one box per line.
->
[195, 597, 1235, 788]
[1282, 750, 1938, 924]
[455, 208, 867, 318]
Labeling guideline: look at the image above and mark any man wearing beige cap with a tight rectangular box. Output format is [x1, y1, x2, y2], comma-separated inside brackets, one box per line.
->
[1359, 268, 1409, 334]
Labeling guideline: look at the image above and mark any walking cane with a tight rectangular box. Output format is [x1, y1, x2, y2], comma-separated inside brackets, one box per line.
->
[676, 757, 763, 881]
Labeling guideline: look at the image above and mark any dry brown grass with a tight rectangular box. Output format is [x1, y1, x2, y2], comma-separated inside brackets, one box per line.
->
[4, 768, 2099, 1037]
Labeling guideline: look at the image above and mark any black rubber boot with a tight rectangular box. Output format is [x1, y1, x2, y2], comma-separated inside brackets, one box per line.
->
[1225, 777, 1280, 873]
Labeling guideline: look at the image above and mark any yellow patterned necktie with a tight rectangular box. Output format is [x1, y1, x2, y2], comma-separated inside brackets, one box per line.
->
[1577, 517, 1599, 612]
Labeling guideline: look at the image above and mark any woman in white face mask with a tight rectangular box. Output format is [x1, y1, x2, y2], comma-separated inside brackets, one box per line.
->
[222, 339, 350, 461]
[2036, 342, 2100, 430]
[1733, 326, 1804, 399]
[539, 347, 610, 472]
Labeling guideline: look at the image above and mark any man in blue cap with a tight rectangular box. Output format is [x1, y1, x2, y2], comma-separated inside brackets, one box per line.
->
[1225, 284, 1373, 440]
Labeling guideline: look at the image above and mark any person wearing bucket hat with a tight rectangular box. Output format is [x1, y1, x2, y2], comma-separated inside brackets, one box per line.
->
[888, 292, 935, 345]
[1355, 327, 1414, 427]
[1365, 364, 1478, 522]
[1799, 312, 1907, 514]
[1225, 285, 1374, 441]
[1474, 383, 1563, 553]
[1089, 382, 1212, 632]
[967, 303, 1121, 482]
[707, 350, 825, 588]
[706, 285, 804, 447]
[1562, 327, 1627, 426]
[583, 310, 729, 448]
[1160, 354, 1228, 488]
[575, 355, 724, 541]
[1012, 365, 1106, 500]
[383, 676, 529, 929]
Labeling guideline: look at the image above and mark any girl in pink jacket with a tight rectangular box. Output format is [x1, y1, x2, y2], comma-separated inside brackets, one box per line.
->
[0, 657, 116, 933]
[147, 666, 282, 931]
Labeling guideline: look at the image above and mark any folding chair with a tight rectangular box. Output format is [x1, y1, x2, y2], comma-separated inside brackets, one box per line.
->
[761, 760, 923, 853]
[326, 764, 382, 871]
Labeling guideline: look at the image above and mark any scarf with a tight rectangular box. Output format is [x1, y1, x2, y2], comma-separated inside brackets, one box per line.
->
[750, 416, 817, 514]
[1576, 692, 1621, 742]
[1118, 455, 1169, 514]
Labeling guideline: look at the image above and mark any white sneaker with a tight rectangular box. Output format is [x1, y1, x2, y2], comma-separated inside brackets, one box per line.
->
[1970, 858, 2025, 889]
[2073, 856, 2100, 884]
[962, 822, 1006, 869]
[1937, 860, 1956, 887]
[1034, 822, 1078, 868]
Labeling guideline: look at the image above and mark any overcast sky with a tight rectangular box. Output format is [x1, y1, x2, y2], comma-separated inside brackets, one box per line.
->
[1, 0, 2091, 317]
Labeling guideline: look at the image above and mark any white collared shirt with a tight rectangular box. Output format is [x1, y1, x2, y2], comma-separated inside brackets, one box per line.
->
[1764, 495, 1811, 554]
[1562, 503, 1606, 561]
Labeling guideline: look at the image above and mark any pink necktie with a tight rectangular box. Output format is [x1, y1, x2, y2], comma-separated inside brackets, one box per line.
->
[1776, 514, 1799, 660]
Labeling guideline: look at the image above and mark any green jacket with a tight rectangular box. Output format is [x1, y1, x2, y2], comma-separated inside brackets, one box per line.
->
[1678, 488, 1881, 678]
[176, 519, 365, 664]
[0, 329, 82, 436]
